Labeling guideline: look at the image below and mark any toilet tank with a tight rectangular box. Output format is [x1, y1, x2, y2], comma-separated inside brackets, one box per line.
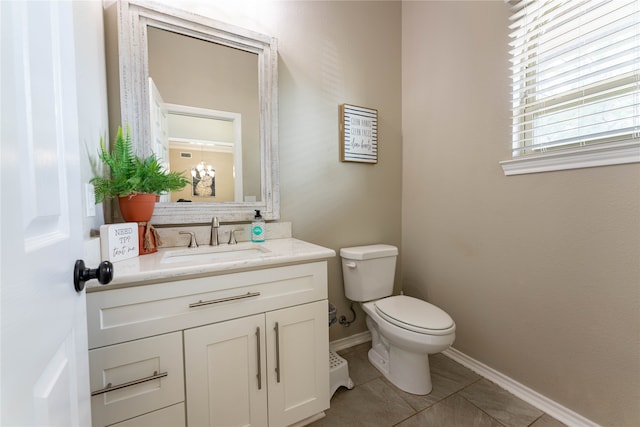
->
[340, 244, 398, 302]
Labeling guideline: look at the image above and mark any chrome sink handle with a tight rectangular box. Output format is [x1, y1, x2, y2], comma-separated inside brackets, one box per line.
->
[179, 231, 198, 248]
[227, 229, 237, 245]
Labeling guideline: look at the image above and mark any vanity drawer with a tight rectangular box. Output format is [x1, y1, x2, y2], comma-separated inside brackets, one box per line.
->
[110, 403, 185, 427]
[87, 261, 327, 348]
[89, 332, 184, 427]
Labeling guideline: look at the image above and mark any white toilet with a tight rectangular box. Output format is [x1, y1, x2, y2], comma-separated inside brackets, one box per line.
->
[340, 244, 456, 395]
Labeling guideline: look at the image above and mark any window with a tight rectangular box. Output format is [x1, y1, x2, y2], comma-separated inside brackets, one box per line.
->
[501, 0, 640, 175]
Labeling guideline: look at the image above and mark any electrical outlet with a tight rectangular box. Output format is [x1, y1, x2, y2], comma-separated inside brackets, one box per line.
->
[85, 183, 96, 217]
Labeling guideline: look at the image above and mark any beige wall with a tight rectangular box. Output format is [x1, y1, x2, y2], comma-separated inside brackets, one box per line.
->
[271, 1, 403, 338]
[402, 2, 640, 426]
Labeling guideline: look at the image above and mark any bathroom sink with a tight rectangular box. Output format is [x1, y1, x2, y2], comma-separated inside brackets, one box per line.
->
[161, 244, 272, 265]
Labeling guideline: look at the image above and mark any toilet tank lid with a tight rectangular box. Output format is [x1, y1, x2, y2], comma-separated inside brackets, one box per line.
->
[340, 244, 398, 260]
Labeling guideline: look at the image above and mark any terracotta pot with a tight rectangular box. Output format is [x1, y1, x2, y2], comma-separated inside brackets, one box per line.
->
[118, 193, 156, 222]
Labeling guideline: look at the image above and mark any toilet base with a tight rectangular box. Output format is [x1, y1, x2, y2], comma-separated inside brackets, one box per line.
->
[367, 344, 432, 395]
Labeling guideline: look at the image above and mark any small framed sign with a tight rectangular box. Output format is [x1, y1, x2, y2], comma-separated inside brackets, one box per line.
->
[339, 104, 378, 164]
[100, 222, 139, 262]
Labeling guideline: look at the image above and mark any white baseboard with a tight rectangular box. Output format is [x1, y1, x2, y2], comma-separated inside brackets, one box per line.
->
[329, 331, 371, 352]
[330, 334, 598, 427]
[442, 347, 600, 427]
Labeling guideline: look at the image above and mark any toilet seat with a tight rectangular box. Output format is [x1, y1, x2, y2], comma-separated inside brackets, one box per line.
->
[374, 295, 455, 336]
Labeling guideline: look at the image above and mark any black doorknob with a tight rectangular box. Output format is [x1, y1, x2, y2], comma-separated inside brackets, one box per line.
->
[73, 260, 113, 292]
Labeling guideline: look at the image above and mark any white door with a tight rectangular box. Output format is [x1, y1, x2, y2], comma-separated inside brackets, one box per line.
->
[149, 77, 171, 202]
[1, 2, 92, 425]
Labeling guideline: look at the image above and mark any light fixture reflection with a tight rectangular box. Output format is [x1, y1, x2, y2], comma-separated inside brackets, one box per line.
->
[191, 161, 215, 180]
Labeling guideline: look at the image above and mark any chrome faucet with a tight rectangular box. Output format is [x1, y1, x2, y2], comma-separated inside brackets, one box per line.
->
[210, 216, 220, 246]
[227, 229, 237, 245]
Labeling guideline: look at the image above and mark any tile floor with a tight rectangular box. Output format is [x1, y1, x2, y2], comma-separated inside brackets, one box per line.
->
[310, 343, 567, 427]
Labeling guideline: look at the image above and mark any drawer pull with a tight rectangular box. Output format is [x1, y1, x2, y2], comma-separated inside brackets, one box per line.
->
[256, 327, 262, 390]
[91, 371, 168, 396]
[189, 291, 261, 308]
[274, 322, 281, 383]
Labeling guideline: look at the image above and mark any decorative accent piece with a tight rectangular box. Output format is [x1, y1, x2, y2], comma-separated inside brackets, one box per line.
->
[339, 104, 378, 164]
[100, 223, 139, 262]
[139, 222, 162, 254]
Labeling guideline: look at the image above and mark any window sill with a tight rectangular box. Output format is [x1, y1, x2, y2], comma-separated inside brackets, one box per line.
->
[499, 141, 640, 176]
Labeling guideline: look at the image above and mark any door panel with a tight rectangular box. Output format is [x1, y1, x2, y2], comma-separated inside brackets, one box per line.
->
[1, 1, 90, 425]
[149, 77, 170, 202]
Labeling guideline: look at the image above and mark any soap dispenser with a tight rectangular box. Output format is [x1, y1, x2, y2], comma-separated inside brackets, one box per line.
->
[251, 210, 265, 242]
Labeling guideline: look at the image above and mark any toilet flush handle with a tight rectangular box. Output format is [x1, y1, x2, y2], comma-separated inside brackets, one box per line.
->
[345, 262, 357, 269]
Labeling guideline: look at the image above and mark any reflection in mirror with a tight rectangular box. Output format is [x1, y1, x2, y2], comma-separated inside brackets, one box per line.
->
[147, 27, 261, 204]
[165, 106, 256, 203]
[114, 0, 279, 223]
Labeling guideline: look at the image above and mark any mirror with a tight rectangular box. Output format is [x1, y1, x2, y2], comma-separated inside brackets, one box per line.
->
[115, 0, 279, 223]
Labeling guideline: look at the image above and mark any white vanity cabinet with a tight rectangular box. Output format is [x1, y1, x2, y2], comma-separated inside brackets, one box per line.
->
[87, 261, 330, 427]
[184, 300, 328, 427]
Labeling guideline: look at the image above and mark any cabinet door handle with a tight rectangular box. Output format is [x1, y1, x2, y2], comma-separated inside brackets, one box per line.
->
[90, 371, 168, 396]
[188, 291, 260, 308]
[274, 322, 281, 383]
[256, 327, 262, 390]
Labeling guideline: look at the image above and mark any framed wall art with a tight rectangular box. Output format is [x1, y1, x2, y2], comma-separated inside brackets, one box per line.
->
[339, 104, 378, 164]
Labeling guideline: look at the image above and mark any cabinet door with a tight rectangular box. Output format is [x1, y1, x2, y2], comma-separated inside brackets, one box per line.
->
[184, 314, 268, 427]
[266, 300, 330, 427]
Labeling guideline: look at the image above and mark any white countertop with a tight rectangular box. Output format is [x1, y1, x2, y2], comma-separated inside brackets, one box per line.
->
[88, 238, 336, 291]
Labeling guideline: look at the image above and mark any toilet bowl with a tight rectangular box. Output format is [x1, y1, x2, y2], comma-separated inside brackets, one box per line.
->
[340, 245, 456, 395]
[361, 295, 455, 394]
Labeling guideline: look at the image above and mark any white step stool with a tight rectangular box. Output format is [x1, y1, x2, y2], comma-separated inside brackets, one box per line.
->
[329, 350, 354, 398]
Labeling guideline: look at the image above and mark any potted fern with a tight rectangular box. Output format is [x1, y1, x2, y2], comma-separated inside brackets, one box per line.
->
[91, 126, 189, 253]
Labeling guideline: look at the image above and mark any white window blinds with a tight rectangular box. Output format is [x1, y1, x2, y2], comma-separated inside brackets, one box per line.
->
[509, 0, 640, 160]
